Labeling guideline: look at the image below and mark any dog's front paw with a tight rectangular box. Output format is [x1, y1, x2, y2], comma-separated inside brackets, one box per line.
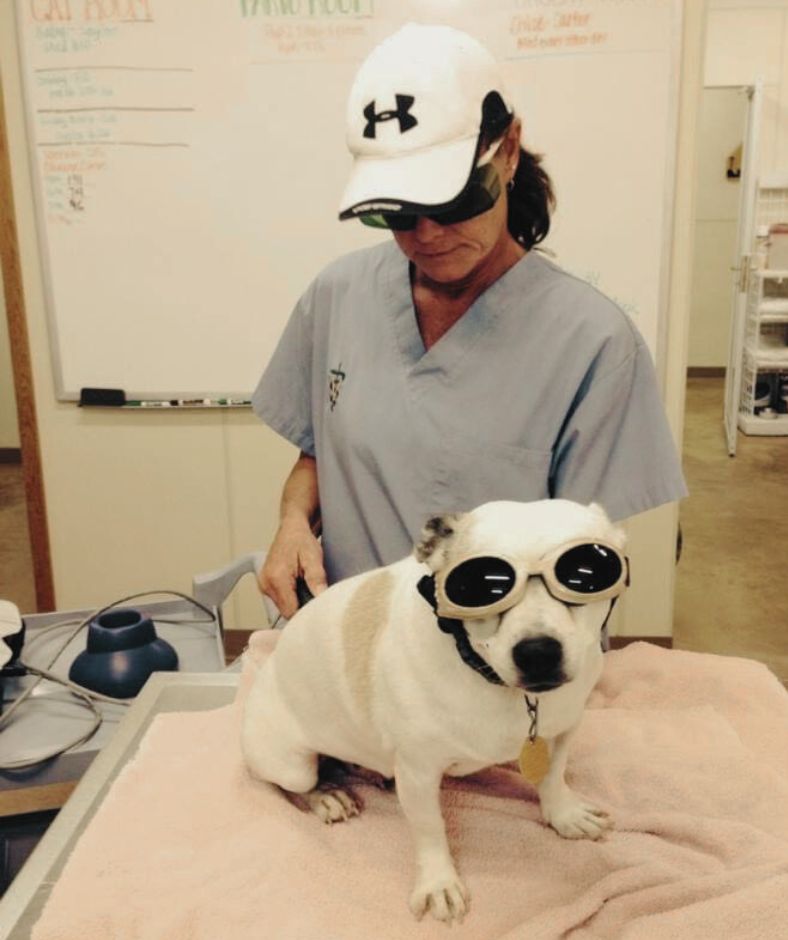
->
[543, 796, 613, 841]
[305, 787, 361, 824]
[409, 869, 469, 924]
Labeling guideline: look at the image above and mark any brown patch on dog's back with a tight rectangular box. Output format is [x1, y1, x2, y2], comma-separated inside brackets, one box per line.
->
[342, 569, 392, 718]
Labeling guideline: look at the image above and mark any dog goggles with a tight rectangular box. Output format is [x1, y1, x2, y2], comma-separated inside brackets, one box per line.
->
[359, 139, 504, 232]
[434, 540, 629, 619]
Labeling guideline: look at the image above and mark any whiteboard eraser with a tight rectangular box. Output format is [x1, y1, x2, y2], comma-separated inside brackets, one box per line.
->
[79, 388, 127, 407]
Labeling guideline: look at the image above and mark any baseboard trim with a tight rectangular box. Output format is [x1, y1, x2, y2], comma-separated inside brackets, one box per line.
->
[609, 636, 672, 650]
[224, 628, 672, 662]
[687, 367, 725, 378]
[0, 447, 22, 464]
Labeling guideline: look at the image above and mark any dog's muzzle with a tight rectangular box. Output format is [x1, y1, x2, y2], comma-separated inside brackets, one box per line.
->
[511, 636, 567, 692]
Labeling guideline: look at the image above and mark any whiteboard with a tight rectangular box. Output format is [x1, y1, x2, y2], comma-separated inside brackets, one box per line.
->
[14, 0, 681, 401]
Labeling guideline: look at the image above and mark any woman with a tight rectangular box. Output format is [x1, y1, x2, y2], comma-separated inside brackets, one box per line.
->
[252, 23, 686, 619]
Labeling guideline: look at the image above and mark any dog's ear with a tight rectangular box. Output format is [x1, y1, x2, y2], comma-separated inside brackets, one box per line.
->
[414, 512, 465, 571]
[588, 502, 627, 551]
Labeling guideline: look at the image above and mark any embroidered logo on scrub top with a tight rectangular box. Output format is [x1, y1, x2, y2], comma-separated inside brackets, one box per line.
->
[328, 364, 346, 411]
[363, 95, 418, 139]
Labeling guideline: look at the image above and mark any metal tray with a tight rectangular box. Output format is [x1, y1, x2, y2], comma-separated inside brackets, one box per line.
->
[0, 672, 240, 939]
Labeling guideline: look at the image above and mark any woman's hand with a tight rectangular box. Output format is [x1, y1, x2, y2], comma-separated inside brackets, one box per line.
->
[258, 517, 327, 620]
[258, 452, 326, 620]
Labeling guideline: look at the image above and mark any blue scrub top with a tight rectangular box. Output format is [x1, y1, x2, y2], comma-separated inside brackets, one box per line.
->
[253, 242, 687, 584]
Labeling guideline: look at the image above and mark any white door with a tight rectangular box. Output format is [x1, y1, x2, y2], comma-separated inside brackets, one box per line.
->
[724, 80, 762, 456]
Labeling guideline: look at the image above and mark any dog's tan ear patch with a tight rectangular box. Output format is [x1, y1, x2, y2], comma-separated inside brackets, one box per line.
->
[414, 512, 464, 570]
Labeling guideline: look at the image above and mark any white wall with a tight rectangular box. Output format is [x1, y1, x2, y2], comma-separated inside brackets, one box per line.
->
[705, 1, 788, 170]
[0, 0, 705, 637]
[689, 0, 788, 369]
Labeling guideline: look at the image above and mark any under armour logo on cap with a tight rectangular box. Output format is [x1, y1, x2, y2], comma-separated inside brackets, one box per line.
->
[362, 94, 417, 139]
[339, 24, 513, 220]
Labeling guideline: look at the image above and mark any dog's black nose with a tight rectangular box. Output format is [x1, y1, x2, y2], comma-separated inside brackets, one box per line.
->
[511, 636, 565, 690]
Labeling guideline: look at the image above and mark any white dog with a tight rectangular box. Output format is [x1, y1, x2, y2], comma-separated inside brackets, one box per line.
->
[242, 499, 628, 923]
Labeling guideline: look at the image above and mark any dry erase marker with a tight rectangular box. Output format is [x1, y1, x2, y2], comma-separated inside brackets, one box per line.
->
[130, 400, 171, 408]
[170, 399, 211, 406]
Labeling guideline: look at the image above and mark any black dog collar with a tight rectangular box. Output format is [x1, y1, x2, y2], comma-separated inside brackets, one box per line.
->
[417, 575, 505, 686]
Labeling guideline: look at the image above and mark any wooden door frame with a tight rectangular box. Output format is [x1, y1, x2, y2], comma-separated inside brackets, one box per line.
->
[0, 72, 55, 612]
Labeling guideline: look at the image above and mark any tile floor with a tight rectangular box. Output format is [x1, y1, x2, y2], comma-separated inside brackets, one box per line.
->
[674, 377, 787, 685]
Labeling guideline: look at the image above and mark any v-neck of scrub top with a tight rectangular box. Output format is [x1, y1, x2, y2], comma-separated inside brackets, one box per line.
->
[383, 247, 536, 377]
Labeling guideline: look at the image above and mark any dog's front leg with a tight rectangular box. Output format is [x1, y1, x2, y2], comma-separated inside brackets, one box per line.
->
[537, 729, 612, 840]
[395, 760, 468, 923]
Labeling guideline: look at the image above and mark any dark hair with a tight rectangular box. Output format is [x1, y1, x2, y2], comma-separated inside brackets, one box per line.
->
[480, 93, 556, 250]
[508, 146, 555, 250]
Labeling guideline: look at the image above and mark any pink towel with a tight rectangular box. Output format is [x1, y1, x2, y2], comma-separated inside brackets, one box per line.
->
[30, 639, 788, 939]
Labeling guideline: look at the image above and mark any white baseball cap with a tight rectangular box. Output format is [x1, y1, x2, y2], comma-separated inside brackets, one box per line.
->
[338, 23, 513, 220]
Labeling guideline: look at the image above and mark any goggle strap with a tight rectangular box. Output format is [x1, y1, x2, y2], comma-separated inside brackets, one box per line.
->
[417, 575, 506, 685]
[417, 574, 458, 637]
[600, 595, 619, 641]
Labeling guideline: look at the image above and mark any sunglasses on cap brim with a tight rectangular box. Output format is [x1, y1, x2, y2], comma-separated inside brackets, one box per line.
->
[359, 163, 502, 231]
[358, 135, 506, 232]
[434, 540, 629, 620]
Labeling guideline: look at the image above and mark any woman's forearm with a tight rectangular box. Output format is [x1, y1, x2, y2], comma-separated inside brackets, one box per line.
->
[279, 451, 322, 535]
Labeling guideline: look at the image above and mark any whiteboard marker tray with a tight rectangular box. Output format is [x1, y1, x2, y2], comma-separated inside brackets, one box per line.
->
[0, 673, 239, 940]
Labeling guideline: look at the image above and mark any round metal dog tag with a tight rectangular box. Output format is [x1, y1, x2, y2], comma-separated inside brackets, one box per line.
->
[518, 737, 550, 785]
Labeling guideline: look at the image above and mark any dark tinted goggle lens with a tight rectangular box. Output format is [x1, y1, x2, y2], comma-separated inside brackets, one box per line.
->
[359, 164, 501, 232]
[444, 556, 517, 609]
[554, 544, 623, 595]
